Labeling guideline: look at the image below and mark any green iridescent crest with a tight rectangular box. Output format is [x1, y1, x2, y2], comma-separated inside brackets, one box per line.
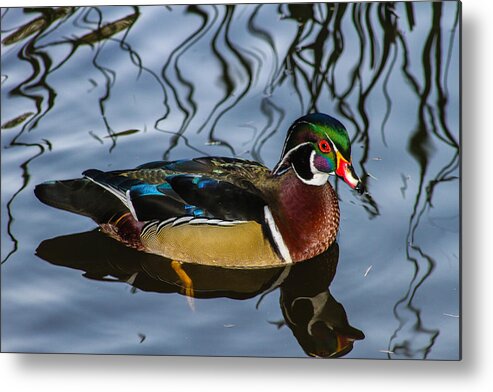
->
[279, 113, 351, 167]
[308, 118, 351, 161]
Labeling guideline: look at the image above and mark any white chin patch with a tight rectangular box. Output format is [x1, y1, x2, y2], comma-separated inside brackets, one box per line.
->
[303, 172, 330, 186]
[293, 151, 330, 186]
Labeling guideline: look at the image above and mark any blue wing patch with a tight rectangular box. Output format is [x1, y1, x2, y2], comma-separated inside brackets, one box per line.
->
[84, 168, 266, 224]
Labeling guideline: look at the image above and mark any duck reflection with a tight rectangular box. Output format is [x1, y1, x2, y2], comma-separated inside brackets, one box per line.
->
[36, 230, 364, 358]
[279, 244, 365, 358]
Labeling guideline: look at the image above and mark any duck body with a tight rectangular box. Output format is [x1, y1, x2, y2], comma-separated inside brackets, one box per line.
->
[35, 113, 362, 269]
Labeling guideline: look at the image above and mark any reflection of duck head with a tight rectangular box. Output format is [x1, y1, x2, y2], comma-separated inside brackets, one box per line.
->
[279, 244, 365, 358]
[36, 230, 364, 357]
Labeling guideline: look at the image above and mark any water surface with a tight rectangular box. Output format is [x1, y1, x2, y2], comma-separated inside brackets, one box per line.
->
[1, 2, 460, 359]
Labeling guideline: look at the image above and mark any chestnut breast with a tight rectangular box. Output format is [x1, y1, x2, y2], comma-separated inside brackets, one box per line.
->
[271, 172, 340, 262]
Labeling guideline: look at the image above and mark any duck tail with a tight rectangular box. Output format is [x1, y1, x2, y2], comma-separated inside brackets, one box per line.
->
[34, 179, 128, 224]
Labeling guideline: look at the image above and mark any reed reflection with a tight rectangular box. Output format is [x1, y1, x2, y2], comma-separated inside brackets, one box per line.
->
[1, 6, 142, 262]
[36, 232, 363, 358]
[387, 2, 459, 359]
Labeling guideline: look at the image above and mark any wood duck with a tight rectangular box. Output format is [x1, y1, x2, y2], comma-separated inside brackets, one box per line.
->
[35, 113, 363, 268]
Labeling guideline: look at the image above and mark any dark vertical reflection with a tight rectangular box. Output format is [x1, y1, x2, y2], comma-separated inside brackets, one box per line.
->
[2, 7, 75, 263]
[246, 4, 279, 97]
[388, 2, 459, 359]
[194, 4, 259, 155]
[1, 6, 150, 262]
[158, 4, 219, 158]
[250, 98, 285, 164]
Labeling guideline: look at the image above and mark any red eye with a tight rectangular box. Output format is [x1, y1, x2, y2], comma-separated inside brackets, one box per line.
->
[318, 140, 331, 153]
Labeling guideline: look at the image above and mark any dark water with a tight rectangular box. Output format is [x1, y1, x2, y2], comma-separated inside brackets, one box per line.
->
[1, 2, 460, 359]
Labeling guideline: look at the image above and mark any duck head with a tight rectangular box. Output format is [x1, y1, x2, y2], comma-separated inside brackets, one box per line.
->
[273, 113, 364, 193]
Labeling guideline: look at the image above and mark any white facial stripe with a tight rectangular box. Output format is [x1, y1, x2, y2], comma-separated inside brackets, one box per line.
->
[293, 150, 329, 186]
[325, 138, 355, 180]
[328, 139, 352, 167]
[323, 134, 339, 156]
[273, 142, 312, 175]
[322, 133, 351, 167]
[280, 120, 312, 156]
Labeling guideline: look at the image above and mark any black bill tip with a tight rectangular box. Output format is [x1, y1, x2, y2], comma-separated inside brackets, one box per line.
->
[354, 181, 365, 195]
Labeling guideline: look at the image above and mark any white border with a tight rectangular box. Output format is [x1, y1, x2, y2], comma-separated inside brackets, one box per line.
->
[2, 0, 493, 391]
